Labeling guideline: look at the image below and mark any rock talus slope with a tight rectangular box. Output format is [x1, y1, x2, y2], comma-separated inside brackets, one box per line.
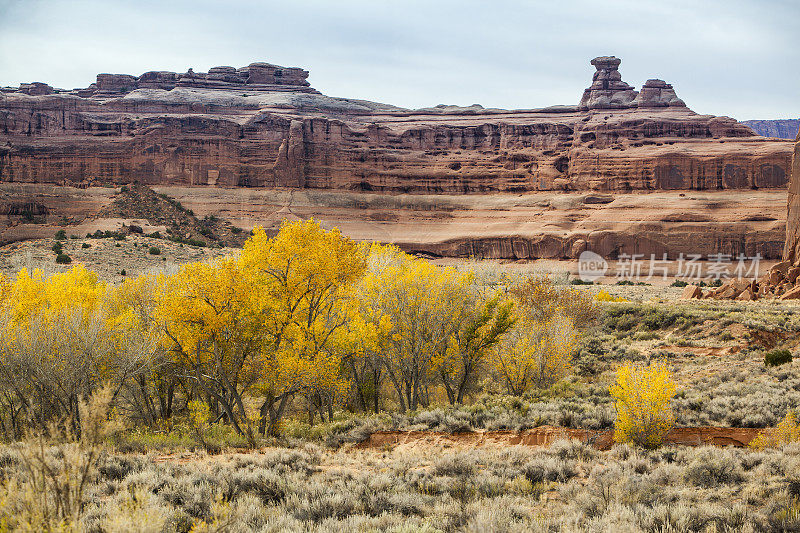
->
[0, 57, 794, 258]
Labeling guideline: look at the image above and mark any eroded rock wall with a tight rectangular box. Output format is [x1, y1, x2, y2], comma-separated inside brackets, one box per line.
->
[784, 130, 800, 263]
[0, 58, 792, 194]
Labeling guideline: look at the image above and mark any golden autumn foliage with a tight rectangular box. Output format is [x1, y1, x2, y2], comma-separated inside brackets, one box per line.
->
[750, 412, 800, 449]
[356, 244, 514, 409]
[0, 219, 597, 441]
[488, 275, 595, 396]
[510, 276, 598, 329]
[610, 361, 677, 448]
[0, 266, 160, 437]
[594, 289, 628, 302]
[493, 315, 576, 395]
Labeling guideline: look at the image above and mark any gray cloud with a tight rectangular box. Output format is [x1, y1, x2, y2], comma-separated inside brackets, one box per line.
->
[0, 0, 797, 119]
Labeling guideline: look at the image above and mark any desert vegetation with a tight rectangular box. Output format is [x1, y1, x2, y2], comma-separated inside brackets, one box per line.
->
[0, 220, 799, 530]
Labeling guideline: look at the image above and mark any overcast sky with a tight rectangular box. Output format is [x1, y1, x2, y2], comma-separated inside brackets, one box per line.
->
[1, 0, 797, 120]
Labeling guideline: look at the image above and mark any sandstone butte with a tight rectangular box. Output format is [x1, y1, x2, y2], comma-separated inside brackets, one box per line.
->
[684, 129, 800, 301]
[0, 57, 794, 260]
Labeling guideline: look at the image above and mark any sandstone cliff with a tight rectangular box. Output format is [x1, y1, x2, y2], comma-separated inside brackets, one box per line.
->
[0, 57, 795, 260]
[0, 58, 792, 194]
[784, 129, 800, 263]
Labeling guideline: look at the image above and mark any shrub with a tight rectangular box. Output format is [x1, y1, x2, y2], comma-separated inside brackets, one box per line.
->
[765, 349, 792, 367]
[610, 361, 676, 448]
[570, 279, 594, 285]
[670, 280, 688, 287]
[148, 246, 161, 255]
[55, 253, 72, 264]
[595, 290, 627, 302]
[54, 229, 67, 240]
[750, 412, 800, 449]
[81, 242, 91, 249]
[51, 241, 63, 253]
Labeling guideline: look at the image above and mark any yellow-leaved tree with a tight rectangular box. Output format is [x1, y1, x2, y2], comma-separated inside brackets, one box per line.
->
[158, 257, 265, 444]
[357, 245, 513, 409]
[434, 290, 515, 405]
[491, 276, 588, 395]
[239, 221, 367, 434]
[0, 265, 157, 437]
[493, 315, 576, 395]
[107, 274, 174, 425]
[610, 361, 676, 448]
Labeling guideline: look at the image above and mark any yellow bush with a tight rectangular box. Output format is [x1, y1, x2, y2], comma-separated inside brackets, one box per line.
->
[594, 289, 627, 302]
[750, 412, 800, 449]
[610, 361, 676, 448]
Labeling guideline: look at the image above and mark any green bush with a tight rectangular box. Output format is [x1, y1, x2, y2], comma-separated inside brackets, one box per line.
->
[765, 349, 792, 367]
[51, 242, 63, 254]
[670, 280, 688, 287]
[81, 243, 91, 249]
[54, 229, 67, 240]
[570, 279, 594, 285]
[55, 253, 72, 264]
[149, 247, 161, 255]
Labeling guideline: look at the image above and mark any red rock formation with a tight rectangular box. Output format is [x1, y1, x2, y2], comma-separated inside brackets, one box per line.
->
[0, 57, 791, 194]
[690, 130, 800, 299]
[0, 57, 794, 258]
[785, 130, 800, 263]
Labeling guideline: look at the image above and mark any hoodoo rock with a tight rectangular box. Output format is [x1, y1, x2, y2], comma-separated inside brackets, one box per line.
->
[579, 56, 638, 110]
[635, 79, 685, 108]
[0, 57, 794, 258]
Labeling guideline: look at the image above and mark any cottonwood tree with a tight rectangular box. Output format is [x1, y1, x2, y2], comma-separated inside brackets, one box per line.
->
[493, 314, 576, 395]
[239, 221, 367, 434]
[0, 266, 157, 438]
[158, 257, 265, 445]
[435, 292, 515, 404]
[358, 245, 503, 411]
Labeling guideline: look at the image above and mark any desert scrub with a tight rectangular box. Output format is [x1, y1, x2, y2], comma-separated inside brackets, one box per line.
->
[672, 364, 800, 427]
[1, 438, 799, 531]
[603, 303, 697, 336]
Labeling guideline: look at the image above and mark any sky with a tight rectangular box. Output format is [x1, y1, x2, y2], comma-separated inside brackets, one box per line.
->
[0, 0, 797, 120]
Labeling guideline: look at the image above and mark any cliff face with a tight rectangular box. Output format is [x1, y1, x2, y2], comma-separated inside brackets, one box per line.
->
[784, 130, 800, 263]
[741, 119, 800, 140]
[0, 57, 795, 260]
[0, 58, 792, 194]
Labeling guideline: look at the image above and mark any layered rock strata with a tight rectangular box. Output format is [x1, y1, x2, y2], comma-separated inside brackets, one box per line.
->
[0, 57, 791, 194]
[686, 130, 800, 299]
[0, 57, 794, 259]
